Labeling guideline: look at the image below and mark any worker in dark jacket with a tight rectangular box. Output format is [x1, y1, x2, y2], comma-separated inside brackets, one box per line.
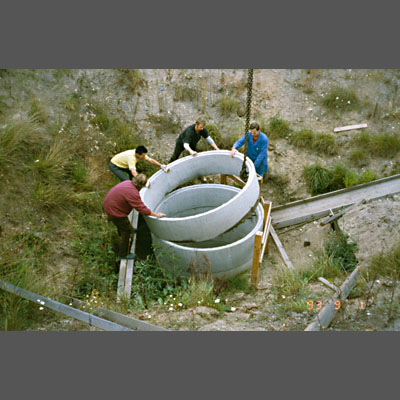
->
[104, 174, 165, 260]
[169, 117, 219, 162]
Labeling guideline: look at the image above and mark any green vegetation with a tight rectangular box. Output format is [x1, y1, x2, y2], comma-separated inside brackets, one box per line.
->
[303, 163, 380, 195]
[267, 115, 291, 139]
[173, 85, 200, 102]
[322, 87, 360, 111]
[147, 113, 182, 137]
[351, 131, 400, 158]
[366, 241, 400, 322]
[216, 96, 241, 116]
[289, 129, 337, 155]
[117, 69, 146, 94]
[271, 231, 358, 315]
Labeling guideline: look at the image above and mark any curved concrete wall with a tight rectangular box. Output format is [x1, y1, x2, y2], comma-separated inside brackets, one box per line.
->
[151, 184, 264, 280]
[140, 150, 259, 242]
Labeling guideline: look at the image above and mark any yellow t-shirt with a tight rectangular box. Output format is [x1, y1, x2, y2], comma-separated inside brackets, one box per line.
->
[111, 150, 149, 170]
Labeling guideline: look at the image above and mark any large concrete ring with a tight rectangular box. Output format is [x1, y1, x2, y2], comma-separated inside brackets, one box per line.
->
[151, 184, 264, 280]
[140, 150, 260, 242]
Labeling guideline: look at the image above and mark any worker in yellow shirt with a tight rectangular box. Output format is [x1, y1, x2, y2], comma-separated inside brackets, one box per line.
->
[109, 145, 169, 181]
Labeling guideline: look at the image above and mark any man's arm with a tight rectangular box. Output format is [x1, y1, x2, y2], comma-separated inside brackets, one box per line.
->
[206, 136, 219, 150]
[230, 134, 246, 157]
[183, 142, 197, 156]
[148, 157, 170, 172]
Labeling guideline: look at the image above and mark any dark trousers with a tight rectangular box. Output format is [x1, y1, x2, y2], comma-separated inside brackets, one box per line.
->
[109, 161, 133, 181]
[170, 139, 198, 163]
[108, 216, 135, 257]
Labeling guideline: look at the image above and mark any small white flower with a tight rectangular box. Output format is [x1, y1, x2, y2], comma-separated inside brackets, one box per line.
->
[69, 303, 72, 306]
[282, 295, 286, 299]
[39, 307, 44, 310]
[37, 299, 41, 303]
[147, 315, 152, 319]
[214, 299, 220, 304]
[168, 307, 173, 311]
[347, 101, 351, 104]
[35, 160, 39, 163]
[169, 294, 173, 298]
[178, 303, 183, 307]
[231, 307, 236, 312]
[40, 301, 45, 305]
[336, 97, 339, 100]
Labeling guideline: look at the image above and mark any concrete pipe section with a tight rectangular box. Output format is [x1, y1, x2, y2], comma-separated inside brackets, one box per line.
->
[140, 150, 260, 242]
[151, 184, 264, 280]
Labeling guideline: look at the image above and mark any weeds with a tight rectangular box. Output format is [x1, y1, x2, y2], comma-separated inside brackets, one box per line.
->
[173, 85, 200, 102]
[117, 69, 146, 94]
[289, 129, 337, 155]
[351, 131, 400, 158]
[268, 115, 291, 139]
[216, 96, 241, 116]
[322, 87, 359, 111]
[303, 164, 333, 195]
[367, 241, 400, 322]
[303, 162, 380, 195]
[147, 113, 182, 137]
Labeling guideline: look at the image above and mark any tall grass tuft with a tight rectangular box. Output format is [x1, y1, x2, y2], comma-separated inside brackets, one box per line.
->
[322, 87, 359, 111]
[303, 164, 333, 195]
[216, 96, 241, 116]
[268, 115, 291, 139]
[352, 131, 400, 158]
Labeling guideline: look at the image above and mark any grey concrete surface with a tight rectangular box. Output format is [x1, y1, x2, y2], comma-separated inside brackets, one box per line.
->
[140, 150, 260, 242]
[151, 185, 264, 280]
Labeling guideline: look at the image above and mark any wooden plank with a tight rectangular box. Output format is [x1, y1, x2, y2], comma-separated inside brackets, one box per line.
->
[220, 174, 227, 185]
[67, 297, 169, 331]
[259, 216, 272, 263]
[117, 259, 128, 303]
[228, 175, 246, 188]
[305, 265, 362, 331]
[0, 280, 133, 331]
[270, 225, 295, 271]
[123, 259, 134, 299]
[251, 231, 263, 287]
[318, 277, 339, 293]
[334, 123, 368, 133]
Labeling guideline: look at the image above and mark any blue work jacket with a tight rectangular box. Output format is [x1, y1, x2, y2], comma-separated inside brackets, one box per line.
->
[234, 131, 269, 176]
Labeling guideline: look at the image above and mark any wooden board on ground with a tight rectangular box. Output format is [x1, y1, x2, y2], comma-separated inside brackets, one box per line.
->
[67, 297, 169, 331]
[0, 280, 133, 331]
[334, 123, 368, 133]
[270, 225, 295, 272]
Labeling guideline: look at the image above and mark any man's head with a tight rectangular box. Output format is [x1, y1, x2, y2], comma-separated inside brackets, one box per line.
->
[194, 117, 206, 133]
[132, 173, 148, 191]
[249, 122, 260, 140]
[135, 145, 148, 160]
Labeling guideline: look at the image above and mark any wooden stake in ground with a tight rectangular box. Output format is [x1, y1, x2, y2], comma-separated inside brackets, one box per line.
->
[117, 209, 139, 303]
[305, 265, 362, 331]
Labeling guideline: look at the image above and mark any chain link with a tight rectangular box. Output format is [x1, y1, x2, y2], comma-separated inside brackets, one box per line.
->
[240, 69, 253, 182]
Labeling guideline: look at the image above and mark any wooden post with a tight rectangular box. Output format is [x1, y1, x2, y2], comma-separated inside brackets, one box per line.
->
[251, 231, 263, 287]
[220, 174, 227, 185]
[269, 225, 295, 272]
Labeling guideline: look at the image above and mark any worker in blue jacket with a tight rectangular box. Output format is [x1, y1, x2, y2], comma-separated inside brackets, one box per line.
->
[230, 121, 269, 178]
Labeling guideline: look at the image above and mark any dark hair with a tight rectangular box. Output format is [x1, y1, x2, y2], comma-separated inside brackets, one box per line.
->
[195, 117, 206, 126]
[136, 145, 148, 155]
[249, 122, 260, 131]
[132, 173, 147, 191]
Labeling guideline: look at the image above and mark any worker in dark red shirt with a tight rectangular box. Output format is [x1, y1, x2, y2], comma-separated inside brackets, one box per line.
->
[104, 173, 165, 260]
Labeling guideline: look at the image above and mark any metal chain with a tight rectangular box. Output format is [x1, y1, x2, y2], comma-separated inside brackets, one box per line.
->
[240, 69, 254, 181]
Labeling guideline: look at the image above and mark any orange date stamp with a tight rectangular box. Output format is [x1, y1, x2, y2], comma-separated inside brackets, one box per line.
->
[307, 300, 367, 311]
